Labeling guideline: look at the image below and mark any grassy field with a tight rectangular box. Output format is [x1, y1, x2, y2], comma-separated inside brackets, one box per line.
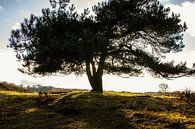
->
[0, 87, 195, 129]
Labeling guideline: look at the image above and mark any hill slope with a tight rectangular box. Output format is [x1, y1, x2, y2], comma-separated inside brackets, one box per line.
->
[0, 89, 195, 129]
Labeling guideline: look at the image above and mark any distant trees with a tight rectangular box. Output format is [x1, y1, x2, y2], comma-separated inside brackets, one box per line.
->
[9, 0, 194, 92]
[0, 81, 28, 92]
[26, 85, 55, 92]
[159, 83, 169, 93]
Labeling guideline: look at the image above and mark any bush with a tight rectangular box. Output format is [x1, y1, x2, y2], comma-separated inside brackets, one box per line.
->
[178, 88, 195, 105]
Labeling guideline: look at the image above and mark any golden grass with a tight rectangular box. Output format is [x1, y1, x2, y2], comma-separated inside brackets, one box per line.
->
[0, 90, 37, 96]
[103, 91, 143, 97]
[24, 108, 39, 113]
[1, 89, 195, 129]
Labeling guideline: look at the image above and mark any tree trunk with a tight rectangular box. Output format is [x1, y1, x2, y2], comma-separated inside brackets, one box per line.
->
[86, 58, 105, 93]
[90, 74, 103, 92]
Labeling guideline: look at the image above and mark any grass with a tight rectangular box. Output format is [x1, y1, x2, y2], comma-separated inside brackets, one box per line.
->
[1, 87, 195, 129]
[0, 90, 36, 96]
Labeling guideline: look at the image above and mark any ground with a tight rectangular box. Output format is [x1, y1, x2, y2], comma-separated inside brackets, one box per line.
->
[0, 85, 195, 129]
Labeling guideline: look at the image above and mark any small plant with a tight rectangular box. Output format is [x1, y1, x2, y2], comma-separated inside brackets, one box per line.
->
[179, 88, 195, 105]
[36, 91, 49, 106]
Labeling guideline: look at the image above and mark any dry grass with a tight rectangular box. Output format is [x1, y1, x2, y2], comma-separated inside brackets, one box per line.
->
[0, 90, 37, 96]
[0, 88, 195, 129]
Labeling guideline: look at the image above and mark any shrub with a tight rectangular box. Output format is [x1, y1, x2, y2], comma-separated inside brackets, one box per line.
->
[178, 88, 195, 105]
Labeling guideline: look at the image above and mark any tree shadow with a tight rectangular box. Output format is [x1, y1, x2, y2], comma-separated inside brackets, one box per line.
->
[52, 92, 135, 129]
[51, 92, 193, 129]
[1, 91, 194, 129]
[0, 92, 71, 129]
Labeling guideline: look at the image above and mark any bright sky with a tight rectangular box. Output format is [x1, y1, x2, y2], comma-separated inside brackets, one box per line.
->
[0, 0, 195, 92]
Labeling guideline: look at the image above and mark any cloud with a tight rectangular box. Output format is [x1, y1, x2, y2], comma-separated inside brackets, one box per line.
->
[74, 0, 104, 7]
[0, 49, 24, 84]
[166, 50, 195, 68]
[166, 2, 195, 37]
[3, 10, 32, 31]
[183, 33, 195, 51]
[72, 0, 105, 13]
[159, 0, 172, 5]
[0, 5, 3, 11]
[19, 10, 31, 18]
[172, 0, 195, 5]
[160, 0, 195, 5]
[12, 22, 20, 30]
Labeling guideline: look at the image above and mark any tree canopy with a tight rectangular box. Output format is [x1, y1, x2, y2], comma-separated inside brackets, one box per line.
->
[9, 0, 194, 92]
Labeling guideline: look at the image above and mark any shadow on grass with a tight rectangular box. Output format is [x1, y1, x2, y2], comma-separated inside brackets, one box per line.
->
[0, 93, 36, 128]
[52, 92, 134, 129]
[0, 92, 70, 129]
[1, 91, 194, 129]
[51, 92, 192, 129]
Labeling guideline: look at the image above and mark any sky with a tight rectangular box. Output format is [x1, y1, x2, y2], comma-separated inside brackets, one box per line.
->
[0, 0, 195, 92]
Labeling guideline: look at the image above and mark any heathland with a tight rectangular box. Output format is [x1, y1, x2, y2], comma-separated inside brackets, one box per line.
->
[0, 82, 195, 129]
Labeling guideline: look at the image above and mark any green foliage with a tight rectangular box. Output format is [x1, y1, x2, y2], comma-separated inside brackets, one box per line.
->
[9, 0, 193, 91]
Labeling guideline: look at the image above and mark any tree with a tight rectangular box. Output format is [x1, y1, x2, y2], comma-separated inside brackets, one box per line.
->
[159, 83, 169, 93]
[9, 0, 194, 92]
